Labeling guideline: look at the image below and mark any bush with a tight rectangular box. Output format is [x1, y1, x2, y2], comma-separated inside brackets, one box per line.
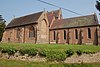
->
[1, 47, 17, 55]
[83, 50, 96, 54]
[76, 50, 83, 56]
[19, 48, 37, 56]
[46, 51, 66, 62]
[38, 49, 47, 57]
[0, 47, 2, 51]
[19, 49, 29, 55]
[65, 49, 74, 57]
[28, 49, 37, 56]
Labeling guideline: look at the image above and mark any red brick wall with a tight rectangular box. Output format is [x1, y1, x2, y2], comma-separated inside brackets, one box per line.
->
[50, 26, 98, 45]
[2, 12, 49, 44]
[2, 24, 36, 43]
[2, 20, 49, 44]
[98, 27, 100, 45]
[2, 24, 99, 45]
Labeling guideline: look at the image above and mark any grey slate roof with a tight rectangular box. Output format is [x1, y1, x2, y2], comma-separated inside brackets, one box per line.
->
[6, 11, 43, 28]
[51, 14, 99, 29]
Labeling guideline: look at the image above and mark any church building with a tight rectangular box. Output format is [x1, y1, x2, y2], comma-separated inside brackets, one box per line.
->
[2, 9, 100, 45]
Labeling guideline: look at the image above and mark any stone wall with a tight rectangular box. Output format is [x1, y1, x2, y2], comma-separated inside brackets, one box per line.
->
[37, 20, 48, 44]
[34, 12, 49, 44]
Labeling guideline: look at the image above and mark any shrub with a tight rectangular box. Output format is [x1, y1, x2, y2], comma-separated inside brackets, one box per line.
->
[19, 49, 29, 55]
[76, 50, 83, 56]
[83, 50, 96, 54]
[46, 51, 66, 62]
[28, 49, 37, 56]
[1, 47, 17, 55]
[19, 48, 37, 56]
[38, 49, 47, 57]
[0, 47, 2, 51]
[65, 49, 74, 57]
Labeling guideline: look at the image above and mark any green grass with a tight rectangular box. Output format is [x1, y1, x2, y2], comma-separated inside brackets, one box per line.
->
[0, 43, 100, 52]
[0, 43, 100, 66]
[0, 59, 100, 67]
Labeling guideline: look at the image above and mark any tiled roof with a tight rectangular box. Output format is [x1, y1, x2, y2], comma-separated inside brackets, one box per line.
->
[6, 11, 43, 28]
[51, 14, 99, 29]
[47, 12, 54, 25]
[47, 10, 59, 25]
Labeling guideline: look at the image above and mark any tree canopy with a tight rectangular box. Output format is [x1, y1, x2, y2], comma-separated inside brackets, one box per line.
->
[95, 0, 100, 12]
[0, 15, 6, 41]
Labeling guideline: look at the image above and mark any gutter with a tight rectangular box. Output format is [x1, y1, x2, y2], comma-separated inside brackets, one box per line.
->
[50, 25, 99, 30]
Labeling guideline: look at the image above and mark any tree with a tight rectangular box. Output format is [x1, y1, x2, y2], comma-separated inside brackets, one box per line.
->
[95, 0, 100, 12]
[0, 15, 6, 41]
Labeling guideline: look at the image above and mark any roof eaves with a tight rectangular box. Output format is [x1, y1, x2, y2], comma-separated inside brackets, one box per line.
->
[50, 25, 99, 30]
[6, 21, 38, 29]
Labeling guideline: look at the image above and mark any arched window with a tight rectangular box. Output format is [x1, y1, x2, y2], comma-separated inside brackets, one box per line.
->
[54, 31, 56, 40]
[88, 28, 91, 38]
[16, 28, 21, 38]
[29, 26, 35, 37]
[75, 29, 78, 39]
[64, 30, 66, 40]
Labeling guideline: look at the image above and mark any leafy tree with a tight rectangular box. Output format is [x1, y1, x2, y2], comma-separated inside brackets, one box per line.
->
[0, 15, 6, 41]
[95, 0, 100, 12]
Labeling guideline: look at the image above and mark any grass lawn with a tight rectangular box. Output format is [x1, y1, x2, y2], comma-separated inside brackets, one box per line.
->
[0, 43, 100, 52]
[0, 43, 100, 67]
[0, 59, 100, 67]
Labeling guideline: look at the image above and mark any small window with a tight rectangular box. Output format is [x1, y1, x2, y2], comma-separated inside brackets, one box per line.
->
[54, 31, 56, 40]
[29, 26, 35, 37]
[75, 29, 78, 39]
[88, 28, 91, 38]
[64, 30, 66, 40]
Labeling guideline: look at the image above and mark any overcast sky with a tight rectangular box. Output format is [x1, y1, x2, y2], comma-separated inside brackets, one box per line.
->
[0, 0, 99, 24]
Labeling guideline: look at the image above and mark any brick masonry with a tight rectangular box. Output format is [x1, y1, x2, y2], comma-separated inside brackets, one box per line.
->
[1, 9, 100, 45]
[50, 26, 100, 45]
[2, 12, 49, 44]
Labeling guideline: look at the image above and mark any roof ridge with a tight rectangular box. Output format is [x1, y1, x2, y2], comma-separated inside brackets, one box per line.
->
[53, 14, 96, 22]
[63, 14, 96, 20]
[47, 9, 60, 13]
[6, 11, 44, 28]
[14, 11, 44, 20]
[51, 14, 98, 29]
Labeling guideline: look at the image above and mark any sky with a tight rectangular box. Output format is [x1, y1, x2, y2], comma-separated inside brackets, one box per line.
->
[0, 0, 99, 24]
